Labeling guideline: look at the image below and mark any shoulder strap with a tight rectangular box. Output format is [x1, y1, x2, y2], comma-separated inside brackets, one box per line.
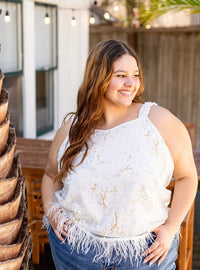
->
[139, 102, 157, 118]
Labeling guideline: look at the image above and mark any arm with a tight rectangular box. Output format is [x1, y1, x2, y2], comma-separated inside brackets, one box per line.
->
[41, 121, 71, 239]
[143, 106, 198, 266]
[165, 124, 197, 234]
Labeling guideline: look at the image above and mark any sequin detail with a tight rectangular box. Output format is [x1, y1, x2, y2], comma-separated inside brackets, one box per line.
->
[44, 102, 174, 264]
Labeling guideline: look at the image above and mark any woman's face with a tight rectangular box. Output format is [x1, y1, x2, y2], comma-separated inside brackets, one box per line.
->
[103, 54, 140, 110]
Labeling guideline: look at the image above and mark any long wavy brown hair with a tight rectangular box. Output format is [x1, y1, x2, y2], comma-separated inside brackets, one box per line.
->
[55, 39, 144, 183]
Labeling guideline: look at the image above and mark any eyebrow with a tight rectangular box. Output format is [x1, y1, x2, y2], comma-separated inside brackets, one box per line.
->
[113, 69, 139, 73]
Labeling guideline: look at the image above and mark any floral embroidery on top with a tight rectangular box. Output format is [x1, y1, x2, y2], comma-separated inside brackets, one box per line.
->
[44, 102, 174, 265]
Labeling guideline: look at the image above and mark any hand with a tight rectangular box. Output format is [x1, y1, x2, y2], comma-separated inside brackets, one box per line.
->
[142, 224, 176, 266]
[47, 208, 69, 242]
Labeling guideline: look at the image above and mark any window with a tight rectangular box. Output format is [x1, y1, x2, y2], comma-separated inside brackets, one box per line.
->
[2, 75, 23, 137]
[35, 4, 57, 70]
[0, 0, 22, 74]
[36, 70, 54, 136]
[35, 3, 57, 136]
[0, 0, 23, 136]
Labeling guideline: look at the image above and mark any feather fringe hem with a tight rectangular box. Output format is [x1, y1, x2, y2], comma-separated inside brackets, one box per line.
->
[43, 203, 155, 265]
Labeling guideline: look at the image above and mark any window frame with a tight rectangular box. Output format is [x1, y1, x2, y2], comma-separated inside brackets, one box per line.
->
[0, 0, 23, 77]
[35, 3, 58, 136]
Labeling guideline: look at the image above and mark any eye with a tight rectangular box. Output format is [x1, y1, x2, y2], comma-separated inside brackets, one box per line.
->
[116, 74, 125, 78]
[132, 74, 139, 78]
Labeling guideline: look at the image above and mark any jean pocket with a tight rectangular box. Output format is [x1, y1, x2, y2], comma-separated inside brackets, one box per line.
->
[49, 225, 66, 244]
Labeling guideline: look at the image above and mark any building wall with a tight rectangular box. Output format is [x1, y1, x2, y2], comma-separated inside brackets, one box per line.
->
[23, 0, 36, 138]
[57, 7, 89, 131]
[22, 0, 90, 139]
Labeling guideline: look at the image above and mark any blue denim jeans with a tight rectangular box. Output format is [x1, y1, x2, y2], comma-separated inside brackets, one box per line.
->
[48, 226, 179, 270]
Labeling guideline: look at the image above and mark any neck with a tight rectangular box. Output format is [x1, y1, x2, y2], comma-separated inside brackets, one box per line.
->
[101, 103, 136, 130]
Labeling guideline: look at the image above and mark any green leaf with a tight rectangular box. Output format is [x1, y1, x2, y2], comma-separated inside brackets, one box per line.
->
[139, 0, 200, 24]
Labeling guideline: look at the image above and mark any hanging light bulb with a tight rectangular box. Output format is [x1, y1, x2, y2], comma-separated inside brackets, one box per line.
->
[44, 5, 50, 25]
[104, 12, 110, 20]
[71, 16, 76, 26]
[4, 10, 11, 23]
[90, 1, 97, 24]
[113, 2, 119, 12]
[89, 15, 96, 24]
[44, 12, 50, 24]
[145, 24, 151, 29]
[71, 9, 76, 26]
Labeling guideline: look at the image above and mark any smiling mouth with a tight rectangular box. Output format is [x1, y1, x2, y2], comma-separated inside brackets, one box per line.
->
[119, 90, 133, 96]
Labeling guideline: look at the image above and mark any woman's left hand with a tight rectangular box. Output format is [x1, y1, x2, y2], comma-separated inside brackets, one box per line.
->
[142, 224, 176, 266]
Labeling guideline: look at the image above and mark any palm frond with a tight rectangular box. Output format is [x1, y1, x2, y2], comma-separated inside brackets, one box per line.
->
[139, 0, 200, 24]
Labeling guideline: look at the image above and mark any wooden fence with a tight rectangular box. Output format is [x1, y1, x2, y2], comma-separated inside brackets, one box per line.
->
[90, 26, 200, 149]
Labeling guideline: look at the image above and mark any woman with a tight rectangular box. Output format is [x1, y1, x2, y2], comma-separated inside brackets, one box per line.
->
[41, 40, 198, 270]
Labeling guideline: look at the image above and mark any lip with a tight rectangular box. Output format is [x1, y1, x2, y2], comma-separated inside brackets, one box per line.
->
[119, 89, 133, 97]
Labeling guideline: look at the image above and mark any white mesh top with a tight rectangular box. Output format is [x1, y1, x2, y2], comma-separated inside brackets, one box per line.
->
[45, 102, 174, 263]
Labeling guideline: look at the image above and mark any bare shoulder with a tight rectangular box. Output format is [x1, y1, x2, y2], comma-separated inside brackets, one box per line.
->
[50, 118, 72, 157]
[45, 118, 72, 177]
[149, 104, 179, 124]
[149, 104, 187, 133]
[54, 119, 71, 146]
[148, 104, 192, 161]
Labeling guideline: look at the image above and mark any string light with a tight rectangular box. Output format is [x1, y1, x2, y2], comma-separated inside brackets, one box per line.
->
[71, 16, 76, 26]
[44, 12, 50, 24]
[104, 12, 110, 20]
[58, 3, 108, 26]
[89, 15, 96, 24]
[4, 10, 11, 23]
[113, 2, 119, 12]
[44, 5, 50, 25]
[90, 0, 97, 24]
[4, 0, 11, 23]
[145, 24, 151, 29]
[71, 9, 76, 26]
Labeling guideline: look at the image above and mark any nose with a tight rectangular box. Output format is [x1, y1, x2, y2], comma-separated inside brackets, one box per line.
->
[125, 76, 134, 87]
